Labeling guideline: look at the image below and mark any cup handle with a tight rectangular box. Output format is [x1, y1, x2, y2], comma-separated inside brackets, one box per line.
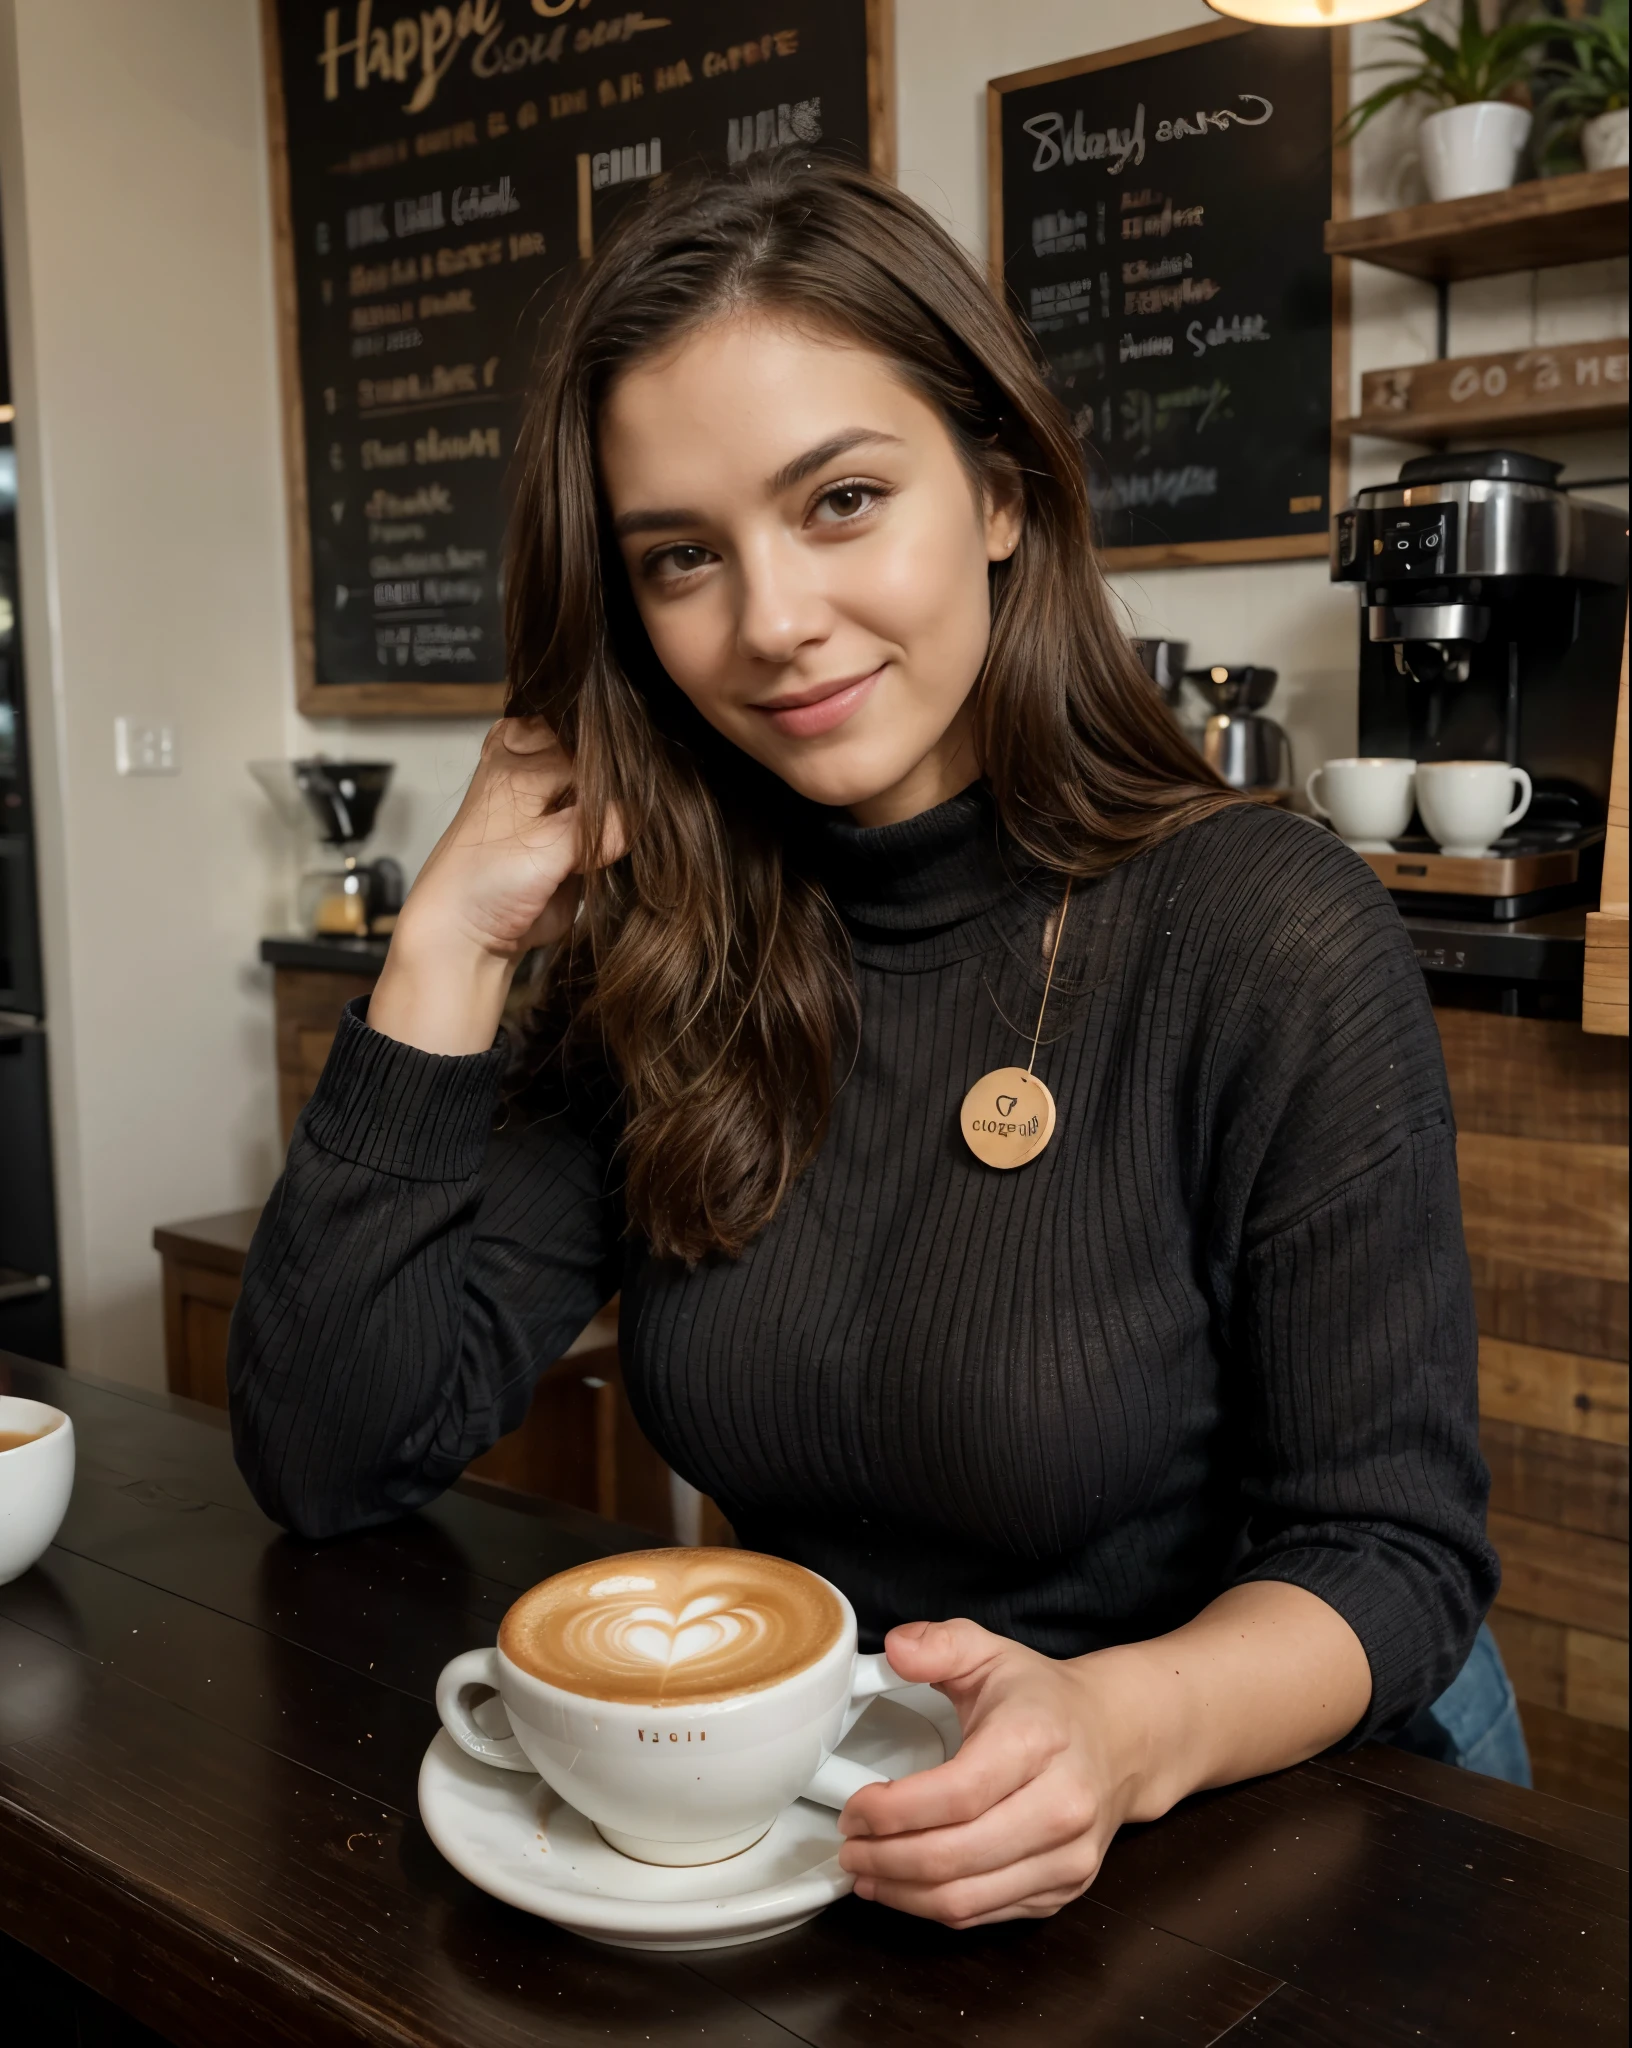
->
[798, 1653, 922, 1811]
[1305, 766, 1328, 818]
[435, 1646, 533, 1772]
[1504, 766, 1533, 831]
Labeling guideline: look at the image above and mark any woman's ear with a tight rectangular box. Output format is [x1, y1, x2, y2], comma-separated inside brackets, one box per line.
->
[983, 474, 1024, 564]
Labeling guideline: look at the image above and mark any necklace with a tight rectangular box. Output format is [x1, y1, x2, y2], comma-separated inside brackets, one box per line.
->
[959, 880, 1072, 1170]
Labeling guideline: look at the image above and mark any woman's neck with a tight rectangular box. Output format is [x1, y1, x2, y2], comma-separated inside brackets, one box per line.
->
[846, 706, 980, 829]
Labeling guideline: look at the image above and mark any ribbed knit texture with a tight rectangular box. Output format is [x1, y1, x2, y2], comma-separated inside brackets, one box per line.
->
[229, 790, 1497, 1743]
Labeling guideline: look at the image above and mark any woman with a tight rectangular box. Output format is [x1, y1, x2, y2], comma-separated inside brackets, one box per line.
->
[231, 156, 1516, 1927]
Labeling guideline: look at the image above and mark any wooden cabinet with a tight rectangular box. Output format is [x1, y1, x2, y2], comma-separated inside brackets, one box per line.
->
[272, 965, 379, 1145]
[1437, 1006, 1630, 1814]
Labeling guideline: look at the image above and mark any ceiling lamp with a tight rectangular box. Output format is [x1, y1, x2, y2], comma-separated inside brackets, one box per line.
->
[1205, 0, 1423, 22]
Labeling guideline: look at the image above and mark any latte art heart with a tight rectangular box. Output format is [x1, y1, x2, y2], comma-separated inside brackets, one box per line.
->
[616, 1598, 758, 1668]
[500, 1548, 844, 1705]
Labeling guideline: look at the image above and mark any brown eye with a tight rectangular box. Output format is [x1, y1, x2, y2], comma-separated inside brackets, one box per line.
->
[815, 482, 882, 525]
[649, 543, 714, 581]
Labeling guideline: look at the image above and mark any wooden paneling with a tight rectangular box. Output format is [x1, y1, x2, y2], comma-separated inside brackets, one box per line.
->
[1479, 1337, 1629, 1445]
[1457, 1134, 1628, 1284]
[1434, 1009, 1628, 1144]
[1469, 1256, 1628, 1365]
[1511, 1697, 1630, 1817]
[1458, 1127, 1629, 1364]
[1482, 1416, 1628, 1542]
[1567, 1629, 1630, 1732]
[1490, 1509, 1628, 1640]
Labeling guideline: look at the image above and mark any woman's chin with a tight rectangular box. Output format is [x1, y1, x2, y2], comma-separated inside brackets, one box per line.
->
[761, 748, 928, 817]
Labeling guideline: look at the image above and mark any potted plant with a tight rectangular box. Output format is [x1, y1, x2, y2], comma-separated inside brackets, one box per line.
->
[1339, 0, 1560, 202]
[1535, 0, 1628, 171]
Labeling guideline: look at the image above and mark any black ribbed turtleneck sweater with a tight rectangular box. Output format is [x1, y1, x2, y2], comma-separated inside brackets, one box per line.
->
[229, 791, 1496, 1743]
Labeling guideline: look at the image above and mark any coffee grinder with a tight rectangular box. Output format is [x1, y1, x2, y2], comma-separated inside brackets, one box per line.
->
[1332, 450, 1627, 1004]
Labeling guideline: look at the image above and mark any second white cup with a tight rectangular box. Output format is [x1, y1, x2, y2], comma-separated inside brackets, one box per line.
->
[1305, 757, 1416, 851]
[1415, 760, 1533, 857]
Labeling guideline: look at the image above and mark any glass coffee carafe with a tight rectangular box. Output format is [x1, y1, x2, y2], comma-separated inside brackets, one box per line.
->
[249, 758, 403, 939]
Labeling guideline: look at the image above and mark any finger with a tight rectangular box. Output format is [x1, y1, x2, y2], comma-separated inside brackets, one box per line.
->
[839, 1712, 1056, 1839]
[881, 1618, 1006, 1691]
[839, 1770, 1096, 1884]
[852, 1841, 1100, 1929]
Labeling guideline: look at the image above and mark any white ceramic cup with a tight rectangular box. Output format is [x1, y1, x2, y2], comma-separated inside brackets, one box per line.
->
[1419, 101, 1532, 203]
[1415, 759, 1533, 857]
[0, 1397, 75, 1586]
[437, 1570, 914, 1865]
[1305, 757, 1416, 851]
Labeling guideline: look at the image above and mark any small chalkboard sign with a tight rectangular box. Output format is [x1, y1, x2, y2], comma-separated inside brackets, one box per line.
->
[263, 0, 893, 715]
[989, 22, 1349, 570]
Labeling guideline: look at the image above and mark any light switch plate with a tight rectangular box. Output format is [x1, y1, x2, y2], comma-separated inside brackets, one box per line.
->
[114, 718, 178, 776]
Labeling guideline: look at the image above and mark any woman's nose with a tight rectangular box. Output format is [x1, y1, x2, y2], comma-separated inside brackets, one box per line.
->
[733, 537, 831, 663]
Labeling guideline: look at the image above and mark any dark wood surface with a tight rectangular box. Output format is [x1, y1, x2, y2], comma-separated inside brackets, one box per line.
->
[1, 1354, 1625, 2048]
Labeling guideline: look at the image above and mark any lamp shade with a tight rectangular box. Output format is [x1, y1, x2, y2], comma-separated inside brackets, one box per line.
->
[1205, 0, 1422, 22]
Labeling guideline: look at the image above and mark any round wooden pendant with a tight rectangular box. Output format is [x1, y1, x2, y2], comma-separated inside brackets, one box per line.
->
[959, 1066, 1056, 1170]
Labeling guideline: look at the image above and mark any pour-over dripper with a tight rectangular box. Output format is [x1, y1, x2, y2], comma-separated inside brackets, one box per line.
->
[1183, 665, 1279, 715]
[293, 760, 393, 847]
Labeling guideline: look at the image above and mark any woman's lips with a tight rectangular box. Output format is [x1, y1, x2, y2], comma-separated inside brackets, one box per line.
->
[751, 667, 883, 739]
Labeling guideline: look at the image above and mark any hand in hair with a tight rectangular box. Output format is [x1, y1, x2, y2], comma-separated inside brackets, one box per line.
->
[368, 718, 626, 1057]
[837, 1584, 1369, 1927]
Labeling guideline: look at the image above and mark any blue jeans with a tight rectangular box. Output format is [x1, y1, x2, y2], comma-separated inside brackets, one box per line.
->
[1387, 1622, 1532, 1785]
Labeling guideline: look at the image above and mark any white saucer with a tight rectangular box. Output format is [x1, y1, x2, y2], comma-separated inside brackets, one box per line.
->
[418, 1685, 960, 1951]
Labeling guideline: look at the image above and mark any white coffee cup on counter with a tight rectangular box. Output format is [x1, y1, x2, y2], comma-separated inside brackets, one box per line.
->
[0, 1397, 75, 1586]
[1415, 760, 1533, 858]
[1304, 757, 1416, 851]
[436, 1547, 915, 1865]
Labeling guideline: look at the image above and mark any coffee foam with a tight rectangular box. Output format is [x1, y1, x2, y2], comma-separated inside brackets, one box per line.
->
[499, 1547, 844, 1705]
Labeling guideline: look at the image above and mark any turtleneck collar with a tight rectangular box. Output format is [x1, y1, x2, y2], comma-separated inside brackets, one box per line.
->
[806, 783, 1031, 939]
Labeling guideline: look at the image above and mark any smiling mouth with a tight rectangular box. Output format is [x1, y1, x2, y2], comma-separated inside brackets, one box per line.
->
[750, 667, 884, 739]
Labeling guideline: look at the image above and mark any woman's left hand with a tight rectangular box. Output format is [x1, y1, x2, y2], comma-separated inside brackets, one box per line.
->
[836, 1617, 1152, 1928]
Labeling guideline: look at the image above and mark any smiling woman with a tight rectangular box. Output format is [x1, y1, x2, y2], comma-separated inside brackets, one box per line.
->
[230, 155, 1512, 1936]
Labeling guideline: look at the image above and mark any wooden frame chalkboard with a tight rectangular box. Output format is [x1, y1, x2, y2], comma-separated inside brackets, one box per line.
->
[262, 0, 896, 718]
[988, 21, 1350, 572]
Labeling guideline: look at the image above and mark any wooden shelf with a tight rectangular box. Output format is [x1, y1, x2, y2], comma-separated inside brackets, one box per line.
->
[1325, 167, 1629, 282]
[1337, 336, 1630, 444]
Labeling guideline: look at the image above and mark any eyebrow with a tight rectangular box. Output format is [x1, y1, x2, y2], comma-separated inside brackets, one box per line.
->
[610, 428, 904, 539]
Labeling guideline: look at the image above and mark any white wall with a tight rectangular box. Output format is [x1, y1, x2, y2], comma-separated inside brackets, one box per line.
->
[0, 0, 297, 1386]
[1, 1, 1624, 1389]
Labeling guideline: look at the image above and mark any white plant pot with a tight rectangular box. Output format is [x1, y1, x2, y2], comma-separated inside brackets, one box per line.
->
[1582, 107, 1629, 172]
[1419, 101, 1532, 202]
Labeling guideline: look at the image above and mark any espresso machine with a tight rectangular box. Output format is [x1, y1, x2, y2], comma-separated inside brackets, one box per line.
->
[1332, 449, 1627, 1003]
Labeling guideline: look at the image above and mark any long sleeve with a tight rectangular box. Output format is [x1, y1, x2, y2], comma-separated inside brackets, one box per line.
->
[1204, 831, 1498, 1743]
[228, 1000, 624, 1539]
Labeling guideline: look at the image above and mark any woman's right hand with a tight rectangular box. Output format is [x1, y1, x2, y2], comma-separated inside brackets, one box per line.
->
[368, 718, 625, 1056]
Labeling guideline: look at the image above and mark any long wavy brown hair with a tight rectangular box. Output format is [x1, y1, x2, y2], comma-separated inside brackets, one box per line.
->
[506, 153, 1239, 1262]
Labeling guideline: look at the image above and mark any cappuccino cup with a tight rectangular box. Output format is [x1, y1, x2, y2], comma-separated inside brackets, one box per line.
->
[0, 1397, 74, 1586]
[1415, 759, 1533, 857]
[436, 1547, 914, 1865]
[1304, 757, 1416, 850]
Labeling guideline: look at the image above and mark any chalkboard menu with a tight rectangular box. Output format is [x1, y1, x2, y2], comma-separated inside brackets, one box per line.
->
[989, 22, 1347, 570]
[263, 0, 892, 714]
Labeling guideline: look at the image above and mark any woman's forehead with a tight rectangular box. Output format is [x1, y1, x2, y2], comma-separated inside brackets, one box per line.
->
[597, 313, 938, 502]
